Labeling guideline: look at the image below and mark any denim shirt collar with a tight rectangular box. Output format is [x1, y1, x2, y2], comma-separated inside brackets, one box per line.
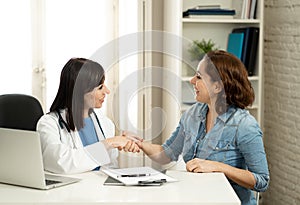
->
[197, 103, 208, 120]
[218, 105, 238, 123]
[197, 103, 237, 124]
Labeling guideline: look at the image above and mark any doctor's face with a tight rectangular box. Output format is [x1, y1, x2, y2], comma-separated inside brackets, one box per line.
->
[84, 83, 110, 109]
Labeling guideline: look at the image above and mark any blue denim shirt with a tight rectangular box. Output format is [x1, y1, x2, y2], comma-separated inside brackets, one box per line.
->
[162, 103, 269, 205]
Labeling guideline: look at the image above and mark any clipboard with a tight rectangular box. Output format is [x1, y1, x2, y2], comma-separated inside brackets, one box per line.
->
[103, 176, 124, 186]
[101, 166, 177, 186]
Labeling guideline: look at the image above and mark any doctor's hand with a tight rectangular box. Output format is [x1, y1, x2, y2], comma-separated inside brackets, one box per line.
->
[121, 130, 143, 143]
[121, 131, 143, 153]
[121, 140, 140, 153]
[186, 158, 221, 173]
[105, 136, 140, 153]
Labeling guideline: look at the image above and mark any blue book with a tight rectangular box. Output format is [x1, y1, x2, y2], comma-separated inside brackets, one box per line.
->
[227, 33, 244, 59]
[232, 27, 259, 76]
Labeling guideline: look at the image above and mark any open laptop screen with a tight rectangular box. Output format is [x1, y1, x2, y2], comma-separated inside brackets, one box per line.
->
[0, 128, 79, 189]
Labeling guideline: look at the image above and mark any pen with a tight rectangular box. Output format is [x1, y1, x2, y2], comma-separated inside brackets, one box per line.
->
[117, 174, 151, 178]
[138, 179, 167, 185]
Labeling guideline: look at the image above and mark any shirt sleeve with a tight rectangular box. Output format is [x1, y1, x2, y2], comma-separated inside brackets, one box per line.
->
[236, 115, 270, 192]
[162, 116, 186, 162]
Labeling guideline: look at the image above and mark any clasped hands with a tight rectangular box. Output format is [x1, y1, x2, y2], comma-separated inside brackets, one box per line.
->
[108, 131, 220, 173]
[108, 131, 143, 153]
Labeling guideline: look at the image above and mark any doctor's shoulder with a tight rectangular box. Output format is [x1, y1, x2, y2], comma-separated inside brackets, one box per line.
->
[36, 111, 61, 131]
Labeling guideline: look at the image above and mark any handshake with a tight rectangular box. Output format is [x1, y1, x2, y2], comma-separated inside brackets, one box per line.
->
[106, 131, 144, 153]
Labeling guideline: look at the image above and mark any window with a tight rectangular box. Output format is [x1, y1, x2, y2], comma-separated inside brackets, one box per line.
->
[118, 0, 138, 132]
[0, 0, 116, 112]
[45, 0, 115, 110]
[0, 0, 32, 94]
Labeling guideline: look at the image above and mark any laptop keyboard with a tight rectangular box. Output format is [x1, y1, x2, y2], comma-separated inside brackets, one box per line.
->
[45, 179, 62, 186]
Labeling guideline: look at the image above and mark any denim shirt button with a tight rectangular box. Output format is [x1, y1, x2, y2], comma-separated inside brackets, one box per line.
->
[215, 147, 219, 150]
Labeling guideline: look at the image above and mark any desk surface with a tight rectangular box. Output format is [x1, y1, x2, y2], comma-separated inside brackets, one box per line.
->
[0, 170, 240, 205]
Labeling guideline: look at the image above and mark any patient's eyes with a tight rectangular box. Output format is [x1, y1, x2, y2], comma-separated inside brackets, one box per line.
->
[196, 71, 202, 80]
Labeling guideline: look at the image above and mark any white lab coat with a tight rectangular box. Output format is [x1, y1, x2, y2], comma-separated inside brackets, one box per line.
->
[36, 109, 118, 174]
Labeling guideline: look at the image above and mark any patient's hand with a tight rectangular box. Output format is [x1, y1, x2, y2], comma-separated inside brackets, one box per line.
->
[121, 130, 143, 142]
[118, 131, 143, 153]
[186, 158, 220, 173]
[105, 136, 140, 153]
[121, 140, 140, 153]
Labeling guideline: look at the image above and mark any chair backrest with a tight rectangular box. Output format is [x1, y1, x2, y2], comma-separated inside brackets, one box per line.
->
[0, 94, 44, 131]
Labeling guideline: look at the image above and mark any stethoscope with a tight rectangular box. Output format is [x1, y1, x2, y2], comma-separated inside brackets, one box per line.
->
[57, 110, 106, 146]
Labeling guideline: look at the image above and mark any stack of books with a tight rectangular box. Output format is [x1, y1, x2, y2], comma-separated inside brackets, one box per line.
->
[227, 27, 259, 76]
[183, 5, 236, 19]
[233, 0, 257, 19]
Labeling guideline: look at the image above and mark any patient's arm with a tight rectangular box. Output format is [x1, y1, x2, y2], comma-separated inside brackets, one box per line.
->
[123, 140, 171, 164]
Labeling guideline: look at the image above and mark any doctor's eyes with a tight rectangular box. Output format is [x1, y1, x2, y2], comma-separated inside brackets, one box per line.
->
[98, 84, 104, 90]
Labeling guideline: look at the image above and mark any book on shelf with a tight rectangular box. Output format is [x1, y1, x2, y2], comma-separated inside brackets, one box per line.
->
[227, 33, 244, 59]
[183, 1, 257, 19]
[192, 5, 221, 10]
[249, 0, 258, 19]
[240, 0, 258, 19]
[183, 8, 236, 18]
[186, 15, 234, 19]
[230, 27, 259, 76]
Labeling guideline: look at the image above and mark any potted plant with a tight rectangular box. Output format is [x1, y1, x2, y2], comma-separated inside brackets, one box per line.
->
[188, 38, 218, 61]
[183, 39, 218, 76]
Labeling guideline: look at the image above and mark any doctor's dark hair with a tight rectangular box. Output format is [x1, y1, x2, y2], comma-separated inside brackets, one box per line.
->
[205, 50, 254, 114]
[50, 58, 105, 131]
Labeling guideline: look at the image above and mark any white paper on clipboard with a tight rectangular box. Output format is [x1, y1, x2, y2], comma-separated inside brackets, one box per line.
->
[100, 166, 177, 186]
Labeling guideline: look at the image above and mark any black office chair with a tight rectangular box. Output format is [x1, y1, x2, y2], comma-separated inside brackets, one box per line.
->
[0, 94, 44, 131]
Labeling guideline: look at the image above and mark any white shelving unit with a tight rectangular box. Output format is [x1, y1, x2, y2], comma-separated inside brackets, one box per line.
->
[163, 0, 264, 131]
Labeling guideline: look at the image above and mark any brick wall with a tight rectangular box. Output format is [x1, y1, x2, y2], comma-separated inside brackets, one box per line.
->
[263, 1, 300, 204]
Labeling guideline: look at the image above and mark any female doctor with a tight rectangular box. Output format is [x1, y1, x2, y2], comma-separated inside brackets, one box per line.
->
[37, 58, 140, 174]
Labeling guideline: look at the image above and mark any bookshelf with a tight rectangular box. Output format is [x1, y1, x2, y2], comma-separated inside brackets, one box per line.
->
[163, 0, 264, 136]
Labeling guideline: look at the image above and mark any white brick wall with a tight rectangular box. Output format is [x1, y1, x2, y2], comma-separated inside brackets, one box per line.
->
[263, 1, 300, 204]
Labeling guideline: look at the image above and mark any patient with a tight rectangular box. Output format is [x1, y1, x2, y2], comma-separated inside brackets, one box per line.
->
[123, 50, 269, 205]
[37, 58, 140, 174]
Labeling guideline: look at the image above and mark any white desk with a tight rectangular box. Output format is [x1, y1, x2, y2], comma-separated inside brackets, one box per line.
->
[0, 170, 240, 205]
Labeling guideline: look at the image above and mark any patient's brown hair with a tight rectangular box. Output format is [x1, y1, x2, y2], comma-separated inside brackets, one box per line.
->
[205, 50, 254, 113]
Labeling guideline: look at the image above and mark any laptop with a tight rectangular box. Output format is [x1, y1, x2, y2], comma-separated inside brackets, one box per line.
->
[0, 127, 80, 190]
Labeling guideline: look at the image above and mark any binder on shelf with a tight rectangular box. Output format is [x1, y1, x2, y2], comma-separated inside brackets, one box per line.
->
[232, 27, 259, 76]
[227, 33, 244, 59]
